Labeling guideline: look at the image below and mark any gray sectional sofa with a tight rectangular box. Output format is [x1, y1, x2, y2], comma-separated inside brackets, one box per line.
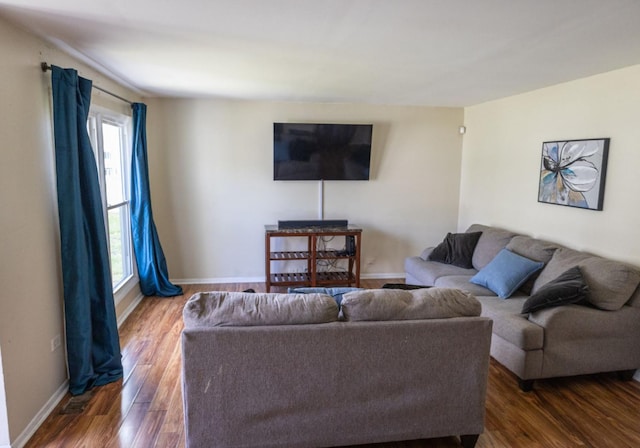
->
[405, 224, 640, 390]
[181, 289, 492, 448]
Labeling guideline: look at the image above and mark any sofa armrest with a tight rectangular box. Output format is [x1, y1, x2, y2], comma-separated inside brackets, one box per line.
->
[528, 304, 640, 341]
[419, 247, 435, 260]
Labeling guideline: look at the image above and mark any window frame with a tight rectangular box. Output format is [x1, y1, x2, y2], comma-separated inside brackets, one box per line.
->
[87, 106, 137, 298]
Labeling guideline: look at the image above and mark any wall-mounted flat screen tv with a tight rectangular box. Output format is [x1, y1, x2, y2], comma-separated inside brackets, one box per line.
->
[273, 123, 373, 180]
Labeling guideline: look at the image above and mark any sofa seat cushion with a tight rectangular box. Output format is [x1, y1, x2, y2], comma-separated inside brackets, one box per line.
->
[528, 302, 640, 341]
[404, 256, 477, 286]
[467, 224, 519, 270]
[433, 275, 497, 297]
[341, 288, 481, 321]
[478, 296, 544, 350]
[183, 291, 339, 327]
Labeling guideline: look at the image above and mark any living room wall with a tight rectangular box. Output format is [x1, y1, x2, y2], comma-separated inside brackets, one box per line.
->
[0, 17, 142, 446]
[144, 98, 464, 283]
[459, 64, 640, 268]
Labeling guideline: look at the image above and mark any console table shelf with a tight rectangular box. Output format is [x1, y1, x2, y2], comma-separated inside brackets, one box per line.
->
[270, 250, 353, 260]
[269, 271, 353, 285]
[270, 251, 310, 260]
[265, 225, 362, 292]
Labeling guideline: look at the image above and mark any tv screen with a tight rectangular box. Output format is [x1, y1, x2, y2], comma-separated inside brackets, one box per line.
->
[273, 123, 372, 180]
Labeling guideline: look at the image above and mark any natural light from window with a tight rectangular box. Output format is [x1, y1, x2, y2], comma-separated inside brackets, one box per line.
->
[88, 111, 133, 290]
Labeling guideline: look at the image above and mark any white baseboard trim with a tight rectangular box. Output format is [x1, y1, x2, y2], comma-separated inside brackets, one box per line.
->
[10, 295, 143, 448]
[172, 277, 264, 285]
[361, 272, 405, 280]
[117, 292, 144, 328]
[172, 273, 406, 285]
[10, 381, 68, 448]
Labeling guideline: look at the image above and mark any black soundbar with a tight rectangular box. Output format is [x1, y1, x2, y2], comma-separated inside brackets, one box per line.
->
[278, 219, 348, 229]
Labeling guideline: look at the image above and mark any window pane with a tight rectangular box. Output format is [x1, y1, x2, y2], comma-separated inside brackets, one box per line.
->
[102, 122, 124, 206]
[108, 206, 128, 287]
[90, 110, 134, 293]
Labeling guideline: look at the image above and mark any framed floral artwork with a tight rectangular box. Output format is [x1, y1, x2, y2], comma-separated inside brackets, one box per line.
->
[538, 138, 609, 211]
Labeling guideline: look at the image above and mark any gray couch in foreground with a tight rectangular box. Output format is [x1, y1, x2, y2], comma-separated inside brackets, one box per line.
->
[182, 289, 492, 448]
[405, 224, 640, 390]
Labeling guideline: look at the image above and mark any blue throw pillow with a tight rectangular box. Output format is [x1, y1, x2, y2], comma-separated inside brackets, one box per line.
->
[470, 249, 544, 298]
[287, 287, 362, 306]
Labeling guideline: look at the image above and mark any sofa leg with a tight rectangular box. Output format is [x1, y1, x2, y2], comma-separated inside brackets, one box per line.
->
[460, 434, 479, 448]
[518, 378, 534, 392]
[617, 369, 636, 381]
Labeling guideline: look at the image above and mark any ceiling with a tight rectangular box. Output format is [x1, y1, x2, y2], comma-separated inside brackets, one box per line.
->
[2, 0, 640, 106]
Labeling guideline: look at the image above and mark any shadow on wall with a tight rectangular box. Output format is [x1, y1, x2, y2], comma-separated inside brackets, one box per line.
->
[369, 122, 390, 181]
[362, 225, 411, 276]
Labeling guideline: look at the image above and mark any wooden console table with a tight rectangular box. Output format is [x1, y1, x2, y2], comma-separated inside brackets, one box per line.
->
[265, 225, 362, 292]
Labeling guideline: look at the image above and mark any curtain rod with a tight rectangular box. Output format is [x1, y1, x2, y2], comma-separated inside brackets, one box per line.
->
[41, 62, 134, 106]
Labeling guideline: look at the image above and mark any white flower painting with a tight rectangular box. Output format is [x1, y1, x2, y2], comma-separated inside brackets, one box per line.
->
[538, 138, 609, 211]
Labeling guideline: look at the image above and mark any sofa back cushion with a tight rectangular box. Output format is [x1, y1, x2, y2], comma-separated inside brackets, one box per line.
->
[506, 236, 558, 294]
[628, 285, 640, 308]
[532, 247, 591, 293]
[467, 224, 518, 270]
[183, 291, 339, 327]
[533, 248, 640, 311]
[580, 257, 640, 310]
[340, 288, 481, 321]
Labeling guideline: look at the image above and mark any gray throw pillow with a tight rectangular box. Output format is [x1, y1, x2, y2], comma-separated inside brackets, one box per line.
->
[521, 266, 588, 314]
[427, 232, 482, 269]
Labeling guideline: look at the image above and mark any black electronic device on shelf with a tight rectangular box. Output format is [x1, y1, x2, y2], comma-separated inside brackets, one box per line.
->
[345, 235, 356, 256]
[278, 219, 348, 229]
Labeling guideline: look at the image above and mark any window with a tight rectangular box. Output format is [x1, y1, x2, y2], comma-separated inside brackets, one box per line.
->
[87, 109, 134, 291]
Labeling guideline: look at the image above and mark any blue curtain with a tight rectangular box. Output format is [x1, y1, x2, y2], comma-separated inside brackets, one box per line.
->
[130, 103, 183, 297]
[51, 66, 123, 395]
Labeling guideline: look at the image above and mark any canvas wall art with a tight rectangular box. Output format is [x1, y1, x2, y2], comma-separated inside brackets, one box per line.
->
[538, 138, 609, 211]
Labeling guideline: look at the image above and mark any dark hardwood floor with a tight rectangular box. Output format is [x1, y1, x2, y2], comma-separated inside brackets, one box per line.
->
[25, 280, 640, 447]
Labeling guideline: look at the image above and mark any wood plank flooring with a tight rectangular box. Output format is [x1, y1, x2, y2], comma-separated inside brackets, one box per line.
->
[25, 280, 640, 447]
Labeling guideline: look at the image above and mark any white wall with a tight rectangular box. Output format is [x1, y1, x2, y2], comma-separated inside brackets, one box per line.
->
[459, 64, 640, 267]
[0, 16, 141, 446]
[145, 99, 464, 282]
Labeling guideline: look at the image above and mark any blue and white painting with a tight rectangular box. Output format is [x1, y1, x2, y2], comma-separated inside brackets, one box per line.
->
[538, 138, 609, 211]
